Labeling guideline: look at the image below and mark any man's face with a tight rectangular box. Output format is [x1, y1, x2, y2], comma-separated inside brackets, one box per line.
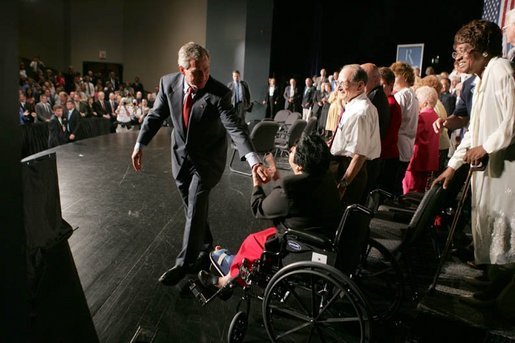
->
[40, 95, 48, 103]
[232, 72, 240, 82]
[338, 68, 364, 103]
[66, 102, 74, 111]
[180, 55, 210, 90]
[55, 108, 63, 117]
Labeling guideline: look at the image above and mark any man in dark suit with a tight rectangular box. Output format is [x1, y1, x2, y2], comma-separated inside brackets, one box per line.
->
[35, 94, 54, 122]
[361, 63, 391, 196]
[263, 77, 280, 119]
[301, 77, 316, 121]
[283, 78, 301, 112]
[48, 105, 68, 148]
[131, 42, 268, 287]
[65, 99, 81, 142]
[227, 70, 251, 124]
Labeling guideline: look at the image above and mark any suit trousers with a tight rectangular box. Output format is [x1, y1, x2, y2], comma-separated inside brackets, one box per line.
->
[234, 102, 245, 124]
[174, 163, 214, 268]
[331, 155, 368, 209]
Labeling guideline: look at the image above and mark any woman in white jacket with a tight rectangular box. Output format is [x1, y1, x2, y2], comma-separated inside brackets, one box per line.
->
[434, 19, 515, 315]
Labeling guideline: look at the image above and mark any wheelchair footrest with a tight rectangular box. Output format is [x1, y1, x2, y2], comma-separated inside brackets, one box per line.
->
[189, 279, 234, 306]
[188, 279, 216, 306]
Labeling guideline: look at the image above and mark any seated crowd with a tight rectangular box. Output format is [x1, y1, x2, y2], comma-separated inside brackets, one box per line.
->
[18, 59, 155, 148]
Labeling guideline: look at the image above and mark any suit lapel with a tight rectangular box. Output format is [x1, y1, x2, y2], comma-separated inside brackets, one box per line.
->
[169, 75, 186, 139]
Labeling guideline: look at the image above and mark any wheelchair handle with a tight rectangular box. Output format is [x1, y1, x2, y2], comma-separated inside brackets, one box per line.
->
[470, 154, 488, 172]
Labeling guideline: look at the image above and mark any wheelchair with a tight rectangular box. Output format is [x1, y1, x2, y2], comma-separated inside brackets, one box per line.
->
[188, 204, 403, 343]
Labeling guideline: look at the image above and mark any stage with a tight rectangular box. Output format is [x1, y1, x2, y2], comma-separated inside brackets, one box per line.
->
[36, 129, 515, 342]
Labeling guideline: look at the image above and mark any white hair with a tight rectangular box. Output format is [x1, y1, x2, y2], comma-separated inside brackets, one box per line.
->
[506, 8, 515, 26]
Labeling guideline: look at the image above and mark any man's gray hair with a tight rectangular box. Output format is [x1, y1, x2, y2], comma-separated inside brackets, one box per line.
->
[178, 42, 210, 69]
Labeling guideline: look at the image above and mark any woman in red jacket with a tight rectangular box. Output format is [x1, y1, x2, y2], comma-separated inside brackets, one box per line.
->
[402, 86, 440, 194]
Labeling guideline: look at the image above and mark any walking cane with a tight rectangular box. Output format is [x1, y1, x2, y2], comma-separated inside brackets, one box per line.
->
[427, 155, 489, 294]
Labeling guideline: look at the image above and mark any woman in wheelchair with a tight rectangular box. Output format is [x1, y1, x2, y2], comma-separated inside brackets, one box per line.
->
[198, 133, 342, 290]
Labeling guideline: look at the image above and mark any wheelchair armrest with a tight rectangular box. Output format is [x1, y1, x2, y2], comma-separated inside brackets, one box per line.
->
[285, 228, 332, 249]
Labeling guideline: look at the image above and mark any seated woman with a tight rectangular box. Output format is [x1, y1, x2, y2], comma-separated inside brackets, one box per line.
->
[198, 133, 342, 289]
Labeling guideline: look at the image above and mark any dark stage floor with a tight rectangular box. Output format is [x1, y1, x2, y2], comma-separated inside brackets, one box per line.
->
[47, 130, 514, 342]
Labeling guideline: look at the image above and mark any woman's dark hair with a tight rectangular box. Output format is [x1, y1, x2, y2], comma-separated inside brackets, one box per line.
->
[293, 133, 331, 176]
[454, 19, 502, 57]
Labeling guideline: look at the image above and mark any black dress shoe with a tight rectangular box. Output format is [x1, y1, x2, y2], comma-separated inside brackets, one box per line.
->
[158, 265, 187, 286]
[198, 270, 220, 288]
[191, 251, 210, 272]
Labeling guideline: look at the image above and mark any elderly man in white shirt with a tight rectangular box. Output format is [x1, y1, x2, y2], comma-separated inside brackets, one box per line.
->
[330, 64, 381, 207]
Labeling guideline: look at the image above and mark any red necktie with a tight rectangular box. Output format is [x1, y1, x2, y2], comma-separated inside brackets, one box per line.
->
[183, 87, 194, 128]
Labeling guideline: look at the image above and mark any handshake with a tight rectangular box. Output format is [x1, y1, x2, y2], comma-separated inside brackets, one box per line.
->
[252, 153, 280, 186]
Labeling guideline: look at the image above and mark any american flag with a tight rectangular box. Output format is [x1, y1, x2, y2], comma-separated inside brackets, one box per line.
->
[482, 0, 515, 55]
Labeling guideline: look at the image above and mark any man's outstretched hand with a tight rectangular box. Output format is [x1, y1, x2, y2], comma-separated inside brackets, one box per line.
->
[132, 149, 143, 171]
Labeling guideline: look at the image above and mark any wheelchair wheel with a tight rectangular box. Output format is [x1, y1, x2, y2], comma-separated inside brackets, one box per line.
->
[262, 261, 371, 342]
[228, 311, 248, 343]
[354, 238, 404, 321]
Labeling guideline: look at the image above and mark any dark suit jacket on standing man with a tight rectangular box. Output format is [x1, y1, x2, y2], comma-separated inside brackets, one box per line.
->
[227, 79, 251, 123]
[66, 108, 81, 141]
[135, 72, 257, 268]
[264, 85, 280, 119]
[48, 115, 68, 148]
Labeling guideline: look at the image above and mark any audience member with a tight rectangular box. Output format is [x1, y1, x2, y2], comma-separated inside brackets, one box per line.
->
[433, 20, 515, 318]
[314, 68, 328, 91]
[283, 78, 301, 112]
[418, 75, 451, 172]
[65, 99, 81, 142]
[316, 82, 332, 136]
[197, 134, 342, 289]
[330, 64, 381, 208]
[377, 66, 402, 193]
[505, 8, 515, 62]
[19, 92, 36, 124]
[131, 76, 145, 94]
[35, 93, 53, 122]
[262, 77, 280, 119]
[84, 97, 97, 118]
[439, 77, 456, 115]
[48, 105, 68, 148]
[324, 88, 342, 140]
[402, 86, 440, 194]
[301, 77, 316, 121]
[227, 70, 252, 124]
[361, 63, 390, 195]
[390, 61, 419, 195]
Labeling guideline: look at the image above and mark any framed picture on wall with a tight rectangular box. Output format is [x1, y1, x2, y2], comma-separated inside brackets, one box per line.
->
[396, 43, 424, 70]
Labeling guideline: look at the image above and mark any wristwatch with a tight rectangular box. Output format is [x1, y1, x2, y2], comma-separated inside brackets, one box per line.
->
[339, 179, 349, 188]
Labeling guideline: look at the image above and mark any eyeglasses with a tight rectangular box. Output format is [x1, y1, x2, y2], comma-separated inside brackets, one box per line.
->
[451, 48, 476, 59]
[336, 80, 357, 88]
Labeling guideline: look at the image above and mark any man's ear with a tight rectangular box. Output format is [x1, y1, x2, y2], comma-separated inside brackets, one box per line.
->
[178, 66, 186, 75]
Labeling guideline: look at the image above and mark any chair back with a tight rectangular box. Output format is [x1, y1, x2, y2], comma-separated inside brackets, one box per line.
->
[250, 121, 280, 153]
[303, 116, 318, 135]
[285, 119, 307, 147]
[274, 110, 291, 123]
[398, 182, 446, 252]
[333, 204, 373, 274]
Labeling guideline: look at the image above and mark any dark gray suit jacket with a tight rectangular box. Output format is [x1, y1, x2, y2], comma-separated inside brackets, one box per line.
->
[227, 80, 252, 111]
[137, 73, 255, 188]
